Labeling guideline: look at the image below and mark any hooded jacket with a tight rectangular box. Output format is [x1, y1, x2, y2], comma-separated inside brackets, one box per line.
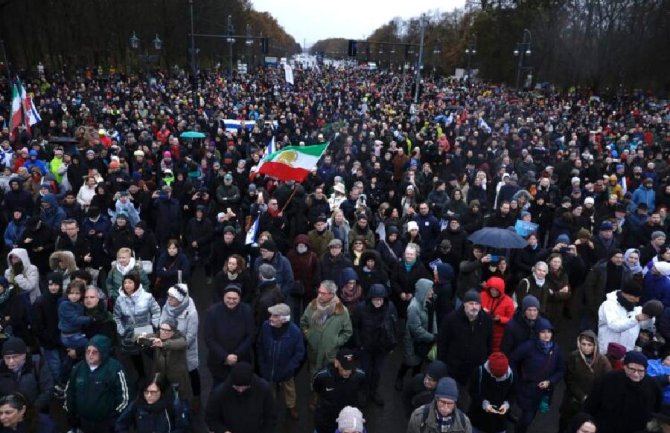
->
[480, 279, 515, 352]
[563, 330, 612, 407]
[4, 248, 40, 303]
[403, 279, 437, 366]
[160, 295, 199, 371]
[597, 290, 653, 354]
[286, 234, 320, 299]
[48, 250, 78, 288]
[353, 284, 398, 352]
[65, 335, 130, 423]
[39, 193, 66, 232]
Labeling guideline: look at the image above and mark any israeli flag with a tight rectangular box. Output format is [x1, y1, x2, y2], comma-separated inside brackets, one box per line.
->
[245, 216, 260, 245]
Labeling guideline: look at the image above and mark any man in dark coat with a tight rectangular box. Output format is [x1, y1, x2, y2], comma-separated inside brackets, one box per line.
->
[0, 337, 54, 413]
[501, 295, 541, 356]
[585, 351, 662, 433]
[205, 361, 277, 433]
[204, 284, 255, 386]
[152, 189, 182, 247]
[319, 239, 353, 288]
[437, 290, 493, 386]
[582, 250, 632, 330]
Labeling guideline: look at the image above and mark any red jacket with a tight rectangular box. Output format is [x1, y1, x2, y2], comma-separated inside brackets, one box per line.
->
[481, 287, 515, 352]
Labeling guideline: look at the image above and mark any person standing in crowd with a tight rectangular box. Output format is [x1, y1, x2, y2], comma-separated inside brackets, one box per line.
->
[510, 318, 565, 433]
[149, 318, 192, 403]
[468, 352, 515, 433]
[583, 249, 632, 330]
[253, 239, 294, 300]
[160, 283, 200, 409]
[205, 362, 276, 433]
[4, 247, 40, 304]
[501, 295, 541, 356]
[64, 335, 129, 433]
[256, 303, 305, 421]
[154, 240, 191, 303]
[585, 351, 662, 433]
[391, 243, 431, 319]
[0, 337, 54, 413]
[312, 348, 366, 433]
[319, 239, 353, 288]
[406, 377, 473, 433]
[480, 276, 515, 352]
[335, 406, 366, 433]
[252, 264, 284, 328]
[105, 247, 151, 303]
[0, 392, 56, 433]
[402, 360, 450, 416]
[204, 284, 254, 387]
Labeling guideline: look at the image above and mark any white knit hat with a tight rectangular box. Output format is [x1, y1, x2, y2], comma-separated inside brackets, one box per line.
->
[337, 406, 365, 432]
[167, 284, 188, 302]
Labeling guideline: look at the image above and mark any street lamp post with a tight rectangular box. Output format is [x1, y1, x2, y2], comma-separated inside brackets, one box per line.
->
[514, 28, 532, 90]
[414, 14, 427, 103]
[465, 35, 477, 79]
[245, 24, 254, 72]
[226, 15, 235, 76]
[129, 32, 162, 70]
[432, 44, 441, 75]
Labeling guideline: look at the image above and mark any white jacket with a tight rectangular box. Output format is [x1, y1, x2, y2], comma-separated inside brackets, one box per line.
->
[160, 296, 199, 371]
[597, 290, 653, 354]
[4, 248, 40, 303]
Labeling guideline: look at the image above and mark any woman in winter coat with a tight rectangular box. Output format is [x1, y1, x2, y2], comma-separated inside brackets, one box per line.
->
[155, 240, 191, 303]
[33, 272, 65, 387]
[18, 216, 56, 273]
[396, 278, 437, 390]
[149, 318, 193, 402]
[48, 250, 77, 289]
[113, 273, 161, 378]
[462, 199, 485, 234]
[116, 376, 189, 433]
[3, 208, 27, 250]
[353, 284, 398, 406]
[375, 225, 404, 272]
[517, 261, 550, 314]
[390, 243, 431, 319]
[559, 330, 611, 432]
[443, 189, 468, 220]
[339, 267, 364, 313]
[329, 209, 350, 246]
[160, 284, 200, 404]
[133, 222, 159, 263]
[468, 352, 515, 433]
[355, 250, 389, 297]
[213, 254, 253, 304]
[106, 247, 151, 303]
[510, 318, 565, 433]
[545, 253, 572, 329]
[4, 248, 40, 304]
[480, 276, 515, 352]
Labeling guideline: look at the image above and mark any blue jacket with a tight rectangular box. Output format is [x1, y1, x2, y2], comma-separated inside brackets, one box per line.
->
[643, 273, 670, 308]
[256, 321, 305, 382]
[253, 252, 294, 298]
[204, 302, 255, 381]
[4, 220, 26, 249]
[631, 184, 656, 212]
[510, 339, 564, 411]
[414, 212, 441, 252]
[58, 300, 92, 334]
[39, 194, 66, 232]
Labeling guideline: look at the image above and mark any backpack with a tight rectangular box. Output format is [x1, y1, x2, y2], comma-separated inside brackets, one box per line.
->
[419, 403, 466, 433]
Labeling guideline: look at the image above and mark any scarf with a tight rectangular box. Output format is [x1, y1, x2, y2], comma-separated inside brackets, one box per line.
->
[116, 257, 136, 275]
[536, 339, 554, 354]
[226, 271, 239, 280]
[624, 248, 643, 274]
[435, 407, 454, 431]
[165, 296, 190, 318]
[310, 295, 339, 329]
[533, 275, 546, 286]
[616, 290, 636, 312]
[340, 284, 362, 308]
[403, 260, 415, 273]
[0, 286, 13, 305]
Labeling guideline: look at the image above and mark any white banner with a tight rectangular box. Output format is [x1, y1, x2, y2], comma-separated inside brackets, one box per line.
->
[284, 63, 294, 85]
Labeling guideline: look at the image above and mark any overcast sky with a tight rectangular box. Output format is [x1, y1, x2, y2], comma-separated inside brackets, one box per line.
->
[251, 0, 466, 49]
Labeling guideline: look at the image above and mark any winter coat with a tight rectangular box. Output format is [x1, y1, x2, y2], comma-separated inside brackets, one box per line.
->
[468, 363, 515, 433]
[205, 374, 276, 433]
[438, 308, 493, 385]
[597, 290, 654, 354]
[545, 268, 571, 328]
[204, 302, 255, 381]
[39, 194, 66, 232]
[390, 260, 431, 318]
[133, 230, 159, 262]
[4, 219, 26, 249]
[286, 234, 320, 300]
[583, 260, 632, 322]
[561, 331, 611, 421]
[300, 297, 353, 372]
[106, 259, 151, 301]
[480, 286, 515, 352]
[319, 252, 353, 288]
[407, 402, 472, 433]
[403, 282, 437, 366]
[500, 312, 537, 356]
[153, 197, 182, 243]
[307, 229, 334, 258]
[252, 252, 294, 298]
[48, 250, 77, 288]
[643, 272, 670, 308]
[80, 215, 111, 268]
[348, 223, 376, 249]
[155, 252, 191, 294]
[116, 397, 188, 433]
[184, 216, 214, 255]
[58, 300, 92, 334]
[312, 364, 366, 433]
[355, 251, 390, 296]
[64, 335, 130, 423]
[54, 233, 91, 269]
[413, 212, 441, 252]
[104, 224, 134, 256]
[0, 288, 30, 345]
[113, 286, 161, 337]
[152, 331, 193, 401]
[32, 292, 63, 349]
[352, 290, 398, 352]
[510, 339, 565, 412]
[213, 269, 254, 304]
[585, 371, 662, 433]
[253, 281, 284, 328]
[18, 221, 55, 272]
[4, 248, 40, 303]
[632, 184, 656, 212]
[457, 258, 484, 301]
[0, 355, 54, 412]
[256, 321, 305, 382]
[160, 298, 199, 371]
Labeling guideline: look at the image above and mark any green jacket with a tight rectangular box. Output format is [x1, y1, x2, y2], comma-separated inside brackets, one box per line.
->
[300, 297, 352, 372]
[105, 263, 151, 301]
[64, 335, 129, 423]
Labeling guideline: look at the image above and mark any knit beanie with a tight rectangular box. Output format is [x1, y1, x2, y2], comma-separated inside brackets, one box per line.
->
[425, 360, 449, 381]
[230, 362, 254, 386]
[488, 352, 509, 378]
[463, 289, 481, 304]
[336, 406, 365, 432]
[642, 300, 664, 318]
[522, 295, 541, 311]
[624, 351, 648, 368]
[167, 284, 188, 303]
[434, 377, 459, 401]
[258, 264, 277, 281]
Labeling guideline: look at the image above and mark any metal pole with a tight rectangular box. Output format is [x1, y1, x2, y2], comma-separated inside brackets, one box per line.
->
[227, 15, 234, 77]
[0, 39, 11, 85]
[414, 14, 426, 103]
[189, 0, 197, 76]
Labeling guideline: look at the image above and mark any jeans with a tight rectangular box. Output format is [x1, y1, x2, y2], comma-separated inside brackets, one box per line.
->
[61, 332, 88, 350]
[42, 347, 65, 385]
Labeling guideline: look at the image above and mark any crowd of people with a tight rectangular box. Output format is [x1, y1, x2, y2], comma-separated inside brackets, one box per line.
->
[0, 62, 668, 433]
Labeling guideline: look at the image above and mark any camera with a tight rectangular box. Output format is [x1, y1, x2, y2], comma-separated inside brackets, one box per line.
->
[136, 336, 154, 348]
[560, 247, 569, 254]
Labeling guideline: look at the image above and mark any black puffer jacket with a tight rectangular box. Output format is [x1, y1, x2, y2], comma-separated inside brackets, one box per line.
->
[116, 396, 188, 433]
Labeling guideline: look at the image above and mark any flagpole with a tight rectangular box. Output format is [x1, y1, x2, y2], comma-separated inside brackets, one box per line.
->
[280, 186, 298, 214]
[0, 40, 10, 86]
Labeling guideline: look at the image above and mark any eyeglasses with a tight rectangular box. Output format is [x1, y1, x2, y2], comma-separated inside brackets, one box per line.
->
[625, 365, 646, 375]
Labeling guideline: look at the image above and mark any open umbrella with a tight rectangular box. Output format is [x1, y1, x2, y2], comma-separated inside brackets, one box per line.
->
[467, 227, 528, 249]
[180, 131, 206, 139]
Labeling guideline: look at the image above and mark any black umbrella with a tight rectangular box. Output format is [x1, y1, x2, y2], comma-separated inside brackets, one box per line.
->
[467, 227, 528, 249]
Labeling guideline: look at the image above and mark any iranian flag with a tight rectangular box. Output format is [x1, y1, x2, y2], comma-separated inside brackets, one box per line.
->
[9, 83, 22, 134]
[258, 143, 328, 182]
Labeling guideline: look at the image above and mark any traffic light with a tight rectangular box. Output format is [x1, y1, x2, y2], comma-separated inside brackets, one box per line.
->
[261, 38, 269, 54]
[348, 40, 357, 57]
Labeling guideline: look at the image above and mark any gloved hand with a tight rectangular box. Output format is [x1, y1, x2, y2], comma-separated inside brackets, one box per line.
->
[11, 261, 23, 275]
